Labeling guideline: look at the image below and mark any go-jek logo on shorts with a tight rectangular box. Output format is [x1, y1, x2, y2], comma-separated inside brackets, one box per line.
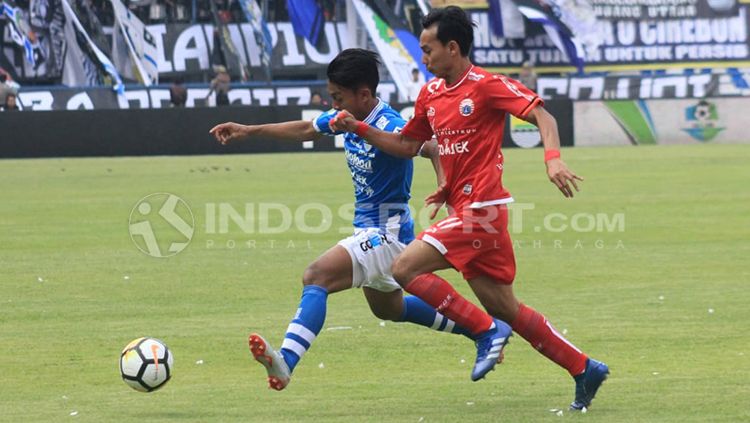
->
[129, 193, 195, 258]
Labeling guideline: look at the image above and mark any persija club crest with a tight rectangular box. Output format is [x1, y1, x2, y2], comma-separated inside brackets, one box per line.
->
[459, 98, 474, 116]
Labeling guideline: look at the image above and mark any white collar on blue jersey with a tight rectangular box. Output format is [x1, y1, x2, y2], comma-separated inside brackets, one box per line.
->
[362, 98, 385, 125]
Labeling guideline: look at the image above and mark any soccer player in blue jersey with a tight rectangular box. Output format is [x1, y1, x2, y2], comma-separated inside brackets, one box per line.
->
[209, 49, 511, 390]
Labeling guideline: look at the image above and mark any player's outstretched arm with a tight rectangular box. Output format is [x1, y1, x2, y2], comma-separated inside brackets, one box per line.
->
[330, 110, 423, 158]
[525, 106, 584, 198]
[209, 120, 322, 145]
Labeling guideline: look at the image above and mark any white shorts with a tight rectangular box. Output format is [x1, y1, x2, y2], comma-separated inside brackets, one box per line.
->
[337, 228, 406, 293]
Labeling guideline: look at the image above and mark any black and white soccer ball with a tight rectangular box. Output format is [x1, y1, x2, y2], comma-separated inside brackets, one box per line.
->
[694, 102, 712, 122]
[120, 337, 173, 392]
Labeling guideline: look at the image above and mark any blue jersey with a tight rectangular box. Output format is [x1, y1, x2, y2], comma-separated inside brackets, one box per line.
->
[312, 100, 415, 244]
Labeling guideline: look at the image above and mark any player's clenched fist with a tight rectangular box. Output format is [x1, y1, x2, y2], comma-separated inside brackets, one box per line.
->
[329, 110, 358, 132]
[209, 122, 251, 145]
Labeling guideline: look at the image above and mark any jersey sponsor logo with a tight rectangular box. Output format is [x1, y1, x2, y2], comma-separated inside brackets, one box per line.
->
[438, 138, 470, 155]
[463, 184, 473, 194]
[427, 106, 435, 117]
[345, 149, 373, 172]
[468, 71, 485, 81]
[352, 173, 368, 187]
[434, 127, 478, 137]
[359, 233, 392, 252]
[375, 115, 390, 130]
[459, 98, 474, 117]
[427, 79, 443, 93]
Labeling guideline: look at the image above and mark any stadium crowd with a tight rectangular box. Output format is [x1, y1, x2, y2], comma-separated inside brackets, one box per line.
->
[82, 0, 341, 25]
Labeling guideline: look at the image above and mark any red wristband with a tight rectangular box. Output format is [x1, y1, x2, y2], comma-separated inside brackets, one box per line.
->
[355, 121, 369, 138]
[544, 149, 561, 162]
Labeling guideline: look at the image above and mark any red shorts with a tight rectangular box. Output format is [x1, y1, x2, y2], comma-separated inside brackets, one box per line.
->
[417, 205, 516, 284]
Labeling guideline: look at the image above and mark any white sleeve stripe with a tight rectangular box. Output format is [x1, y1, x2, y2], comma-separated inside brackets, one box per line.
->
[422, 234, 448, 255]
[443, 319, 455, 333]
[436, 221, 462, 231]
[468, 197, 515, 208]
[287, 323, 317, 343]
[435, 217, 461, 228]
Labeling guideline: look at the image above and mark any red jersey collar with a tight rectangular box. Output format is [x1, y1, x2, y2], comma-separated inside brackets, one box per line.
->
[444, 65, 475, 91]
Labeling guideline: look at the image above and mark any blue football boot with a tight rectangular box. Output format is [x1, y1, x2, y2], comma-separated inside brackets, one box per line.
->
[471, 319, 512, 381]
[570, 358, 609, 410]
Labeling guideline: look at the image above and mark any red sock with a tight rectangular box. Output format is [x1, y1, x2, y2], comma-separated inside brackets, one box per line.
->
[511, 303, 587, 376]
[405, 273, 493, 336]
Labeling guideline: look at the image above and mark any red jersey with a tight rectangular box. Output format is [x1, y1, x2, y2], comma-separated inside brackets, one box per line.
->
[403, 65, 542, 211]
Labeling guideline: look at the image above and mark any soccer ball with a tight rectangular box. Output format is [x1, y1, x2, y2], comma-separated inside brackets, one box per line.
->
[120, 337, 174, 392]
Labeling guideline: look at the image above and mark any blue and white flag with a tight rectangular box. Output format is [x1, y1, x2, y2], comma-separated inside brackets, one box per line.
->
[238, 0, 273, 79]
[1, 3, 38, 67]
[544, 0, 601, 58]
[61, 0, 123, 93]
[503, 0, 603, 72]
[110, 0, 159, 85]
[512, 0, 587, 72]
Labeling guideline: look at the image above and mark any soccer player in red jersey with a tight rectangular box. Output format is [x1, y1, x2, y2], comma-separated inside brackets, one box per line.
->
[331, 6, 609, 411]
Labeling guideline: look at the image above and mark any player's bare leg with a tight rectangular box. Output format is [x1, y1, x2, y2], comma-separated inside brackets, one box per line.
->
[468, 275, 609, 409]
[302, 245, 356, 294]
[362, 287, 404, 321]
[391, 240, 512, 381]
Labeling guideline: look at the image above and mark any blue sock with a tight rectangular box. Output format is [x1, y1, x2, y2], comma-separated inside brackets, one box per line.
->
[396, 295, 473, 339]
[280, 285, 328, 372]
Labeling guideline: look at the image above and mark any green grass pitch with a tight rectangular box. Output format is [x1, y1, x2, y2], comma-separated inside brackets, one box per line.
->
[1, 144, 748, 422]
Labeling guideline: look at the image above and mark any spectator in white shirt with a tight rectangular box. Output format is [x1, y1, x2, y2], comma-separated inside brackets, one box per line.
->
[407, 68, 425, 102]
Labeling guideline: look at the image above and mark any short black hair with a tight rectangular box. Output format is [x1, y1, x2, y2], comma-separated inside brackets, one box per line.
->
[0, 73, 7, 82]
[422, 6, 475, 57]
[327, 48, 381, 95]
